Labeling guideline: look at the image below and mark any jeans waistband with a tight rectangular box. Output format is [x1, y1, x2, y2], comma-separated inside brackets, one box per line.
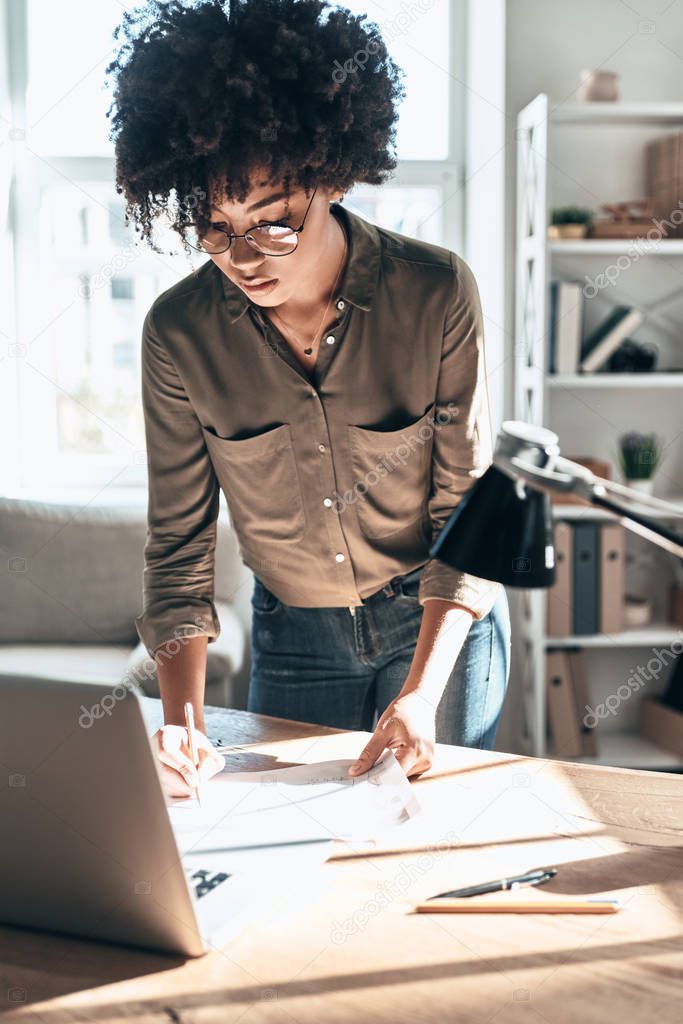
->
[372, 562, 427, 599]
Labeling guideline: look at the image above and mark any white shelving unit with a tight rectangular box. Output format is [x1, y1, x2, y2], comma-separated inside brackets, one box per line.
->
[550, 240, 683, 255]
[552, 500, 683, 520]
[542, 625, 683, 648]
[548, 374, 683, 388]
[550, 101, 683, 124]
[513, 93, 683, 771]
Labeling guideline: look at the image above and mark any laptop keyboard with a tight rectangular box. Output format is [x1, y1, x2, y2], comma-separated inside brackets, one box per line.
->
[184, 867, 231, 900]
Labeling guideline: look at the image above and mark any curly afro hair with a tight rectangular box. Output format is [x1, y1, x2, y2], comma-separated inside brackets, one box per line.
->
[105, 0, 405, 253]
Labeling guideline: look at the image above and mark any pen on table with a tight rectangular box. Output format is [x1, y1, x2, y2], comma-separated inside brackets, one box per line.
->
[426, 866, 558, 901]
[183, 701, 202, 807]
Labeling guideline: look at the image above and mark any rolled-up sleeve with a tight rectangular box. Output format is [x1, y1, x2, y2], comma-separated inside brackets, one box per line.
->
[418, 252, 502, 620]
[134, 304, 221, 658]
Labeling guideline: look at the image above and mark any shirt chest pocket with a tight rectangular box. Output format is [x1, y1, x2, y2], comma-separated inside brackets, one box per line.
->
[348, 402, 435, 540]
[201, 423, 306, 543]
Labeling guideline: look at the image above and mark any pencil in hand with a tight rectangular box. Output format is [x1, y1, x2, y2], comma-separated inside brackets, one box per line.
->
[183, 701, 203, 806]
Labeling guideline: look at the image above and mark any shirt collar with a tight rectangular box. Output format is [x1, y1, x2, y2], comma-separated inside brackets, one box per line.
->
[218, 202, 382, 324]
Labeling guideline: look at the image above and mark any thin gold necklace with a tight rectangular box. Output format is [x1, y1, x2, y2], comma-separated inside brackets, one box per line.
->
[269, 227, 347, 358]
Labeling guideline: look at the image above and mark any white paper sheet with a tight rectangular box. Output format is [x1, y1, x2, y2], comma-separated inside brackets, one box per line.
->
[167, 749, 421, 857]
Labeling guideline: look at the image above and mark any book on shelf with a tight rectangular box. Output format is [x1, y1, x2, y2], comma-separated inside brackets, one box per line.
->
[549, 281, 584, 374]
[579, 305, 643, 374]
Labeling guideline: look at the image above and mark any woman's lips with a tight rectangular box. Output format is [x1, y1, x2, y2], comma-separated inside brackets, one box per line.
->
[240, 277, 279, 294]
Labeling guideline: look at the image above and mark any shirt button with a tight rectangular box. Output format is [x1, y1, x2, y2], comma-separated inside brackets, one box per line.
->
[318, 443, 326, 452]
[323, 497, 333, 508]
[336, 299, 345, 311]
[335, 553, 345, 563]
[325, 335, 335, 345]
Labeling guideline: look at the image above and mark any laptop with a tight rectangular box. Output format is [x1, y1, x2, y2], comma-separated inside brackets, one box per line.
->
[0, 675, 333, 957]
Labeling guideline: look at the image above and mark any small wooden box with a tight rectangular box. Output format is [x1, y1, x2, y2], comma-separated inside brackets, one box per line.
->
[640, 697, 683, 758]
[645, 132, 683, 239]
[645, 132, 683, 183]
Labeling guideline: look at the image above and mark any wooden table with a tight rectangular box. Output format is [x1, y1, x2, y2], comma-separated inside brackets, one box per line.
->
[2, 698, 682, 1024]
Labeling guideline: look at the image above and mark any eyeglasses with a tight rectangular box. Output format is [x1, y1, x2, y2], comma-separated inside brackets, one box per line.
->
[188, 185, 318, 256]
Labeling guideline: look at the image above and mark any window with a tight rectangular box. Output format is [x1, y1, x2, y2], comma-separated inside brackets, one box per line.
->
[112, 340, 135, 369]
[5, 0, 465, 495]
[341, 0, 451, 161]
[111, 279, 135, 301]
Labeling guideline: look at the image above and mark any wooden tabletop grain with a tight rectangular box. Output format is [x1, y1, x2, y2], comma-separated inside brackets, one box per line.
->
[1, 697, 682, 1024]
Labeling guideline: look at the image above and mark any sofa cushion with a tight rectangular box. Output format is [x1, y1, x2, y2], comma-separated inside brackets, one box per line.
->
[123, 600, 245, 698]
[0, 494, 250, 647]
[0, 644, 140, 690]
[0, 498, 147, 645]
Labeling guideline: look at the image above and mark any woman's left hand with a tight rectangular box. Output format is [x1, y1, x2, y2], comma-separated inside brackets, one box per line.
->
[347, 690, 436, 780]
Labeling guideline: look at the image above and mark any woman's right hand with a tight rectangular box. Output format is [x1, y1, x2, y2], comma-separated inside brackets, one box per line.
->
[151, 725, 225, 798]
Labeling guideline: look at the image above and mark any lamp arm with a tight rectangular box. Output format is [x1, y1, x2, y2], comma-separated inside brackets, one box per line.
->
[595, 476, 683, 515]
[589, 491, 683, 558]
[500, 455, 683, 559]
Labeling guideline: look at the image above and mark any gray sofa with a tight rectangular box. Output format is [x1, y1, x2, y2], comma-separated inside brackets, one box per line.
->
[0, 496, 253, 708]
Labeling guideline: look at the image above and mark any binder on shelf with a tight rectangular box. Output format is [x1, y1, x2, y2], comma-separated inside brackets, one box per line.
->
[566, 649, 598, 755]
[549, 281, 584, 374]
[573, 522, 599, 635]
[547, 519, 573, 635]
[599, 523, 624, 634]
[579, 306, 643, 374]
[546, 650, 584, 757]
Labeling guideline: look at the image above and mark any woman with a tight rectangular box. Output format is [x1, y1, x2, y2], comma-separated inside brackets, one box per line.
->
[107, 0, 511, 797]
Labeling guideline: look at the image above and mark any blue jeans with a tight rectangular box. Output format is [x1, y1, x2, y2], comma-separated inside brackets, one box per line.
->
[247, 565, 511, 749]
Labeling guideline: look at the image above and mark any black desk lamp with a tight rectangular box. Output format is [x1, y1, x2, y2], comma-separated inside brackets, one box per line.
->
[430, 421, 683, 586]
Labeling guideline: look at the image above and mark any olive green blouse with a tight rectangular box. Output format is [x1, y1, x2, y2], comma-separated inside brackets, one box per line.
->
[134, 202, 501, 658]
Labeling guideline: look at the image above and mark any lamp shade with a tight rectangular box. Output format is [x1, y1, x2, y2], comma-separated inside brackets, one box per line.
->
[429, 422, 558, 588]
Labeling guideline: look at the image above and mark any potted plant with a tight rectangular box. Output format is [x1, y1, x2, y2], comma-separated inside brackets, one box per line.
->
[617, 431, 662, 495]
[548, 206, 593, 240]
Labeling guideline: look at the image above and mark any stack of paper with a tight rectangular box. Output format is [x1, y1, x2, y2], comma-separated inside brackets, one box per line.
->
[167, 749, 422, 859]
